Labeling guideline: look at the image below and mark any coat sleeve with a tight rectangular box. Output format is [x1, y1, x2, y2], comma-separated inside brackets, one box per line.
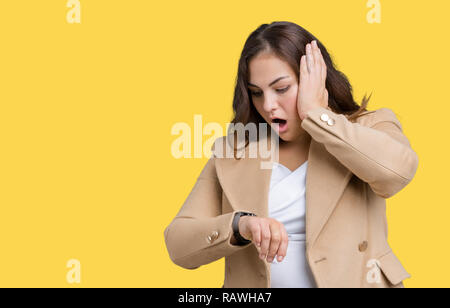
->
[163, 153, 255, 270]
[301, 107, 419, 199]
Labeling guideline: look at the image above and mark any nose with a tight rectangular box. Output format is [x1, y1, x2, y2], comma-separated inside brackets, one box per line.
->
[262, 94, 278, 113]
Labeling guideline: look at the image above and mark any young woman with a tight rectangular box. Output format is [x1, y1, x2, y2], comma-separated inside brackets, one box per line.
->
[164, 21, 419, 288]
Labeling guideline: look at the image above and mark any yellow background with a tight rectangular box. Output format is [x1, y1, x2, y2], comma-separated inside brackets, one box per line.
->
[0, 0, 447, 287]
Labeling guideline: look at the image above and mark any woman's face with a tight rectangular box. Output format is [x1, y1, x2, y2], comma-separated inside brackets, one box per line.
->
[248, 52, 305, 143]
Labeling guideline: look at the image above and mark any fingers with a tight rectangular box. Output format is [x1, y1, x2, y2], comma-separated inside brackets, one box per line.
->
[312, 40, 327, 85]
[298, 40, 329, 111]
[302, 41, 325, 79]
[267, 222, 281, 263]
[256, 219, 288, 263]
[276, 223, 289, 262]
[250, 221, 261, 247]
[306, 41, 325, 76]
[305, 43, 314, 73]
[310, 40, 320, 67]
[300, 54, 308, 81]
[259, 220, 271, 260]
[317, 45, 327, 85]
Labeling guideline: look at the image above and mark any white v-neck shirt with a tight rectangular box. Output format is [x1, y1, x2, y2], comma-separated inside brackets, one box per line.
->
[268, 161, 317, 288]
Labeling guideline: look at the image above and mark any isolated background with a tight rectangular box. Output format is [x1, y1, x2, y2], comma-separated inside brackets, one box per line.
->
[0, 0, 447, 287]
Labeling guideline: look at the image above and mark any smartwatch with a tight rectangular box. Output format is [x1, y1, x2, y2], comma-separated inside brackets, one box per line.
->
[232, 211, 257, 245]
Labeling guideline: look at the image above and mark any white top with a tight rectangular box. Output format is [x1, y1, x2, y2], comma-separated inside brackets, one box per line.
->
[268, 160, 316, 288]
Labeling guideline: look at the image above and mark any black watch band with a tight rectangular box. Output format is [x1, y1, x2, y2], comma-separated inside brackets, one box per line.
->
[232, 212, 257, 245]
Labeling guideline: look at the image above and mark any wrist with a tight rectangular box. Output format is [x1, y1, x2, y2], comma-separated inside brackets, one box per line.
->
[300, 105, 329, 121]
[232, 212, 256, 246]
[238, 216, 250, 240]
[299, 109, 310, 121]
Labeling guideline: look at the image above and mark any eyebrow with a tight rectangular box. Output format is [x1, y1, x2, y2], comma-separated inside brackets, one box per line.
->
[248, 76, 290, 88]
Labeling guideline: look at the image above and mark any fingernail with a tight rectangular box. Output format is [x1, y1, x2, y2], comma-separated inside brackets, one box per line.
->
[277, 256, 283, 262]
[260, 254, 265, 259]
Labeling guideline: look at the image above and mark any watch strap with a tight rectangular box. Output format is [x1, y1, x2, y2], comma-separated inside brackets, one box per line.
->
[232, 212, 257, 245]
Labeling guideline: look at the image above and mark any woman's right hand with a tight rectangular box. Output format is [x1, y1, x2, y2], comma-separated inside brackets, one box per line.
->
[239, 216, 289, 263]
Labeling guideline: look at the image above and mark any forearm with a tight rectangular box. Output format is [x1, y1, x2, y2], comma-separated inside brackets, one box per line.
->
[301, 107, 419, 198]
[164, 210, 253, 269]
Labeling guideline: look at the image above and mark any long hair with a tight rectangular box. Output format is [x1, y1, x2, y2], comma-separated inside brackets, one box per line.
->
[228, 21, 372, 156]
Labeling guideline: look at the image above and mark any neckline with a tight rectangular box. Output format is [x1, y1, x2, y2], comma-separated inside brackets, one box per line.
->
[273, 160, 308, 174]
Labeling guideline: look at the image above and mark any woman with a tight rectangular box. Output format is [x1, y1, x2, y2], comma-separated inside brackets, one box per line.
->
[164, 21, 419, 288]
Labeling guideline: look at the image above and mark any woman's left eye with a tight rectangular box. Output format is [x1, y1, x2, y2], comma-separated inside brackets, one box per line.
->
[276, 86, 290, 93]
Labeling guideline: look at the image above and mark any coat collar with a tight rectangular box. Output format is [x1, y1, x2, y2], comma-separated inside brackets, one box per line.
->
[213, 133, 353, 252]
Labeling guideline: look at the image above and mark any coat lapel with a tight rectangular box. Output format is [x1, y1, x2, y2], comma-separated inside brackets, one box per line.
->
[304, 139, 353, 249]
[214, 134, 353, 252]
[214, 140, 272, 218]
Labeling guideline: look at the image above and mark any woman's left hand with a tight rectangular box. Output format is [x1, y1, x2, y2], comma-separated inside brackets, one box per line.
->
[297, 40, 329, 121]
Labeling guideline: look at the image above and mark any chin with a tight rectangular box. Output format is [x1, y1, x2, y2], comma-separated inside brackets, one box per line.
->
[277, 134, 290, 143]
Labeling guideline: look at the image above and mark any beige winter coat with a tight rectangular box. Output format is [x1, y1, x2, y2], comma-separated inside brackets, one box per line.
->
[164, 106, 419, 288]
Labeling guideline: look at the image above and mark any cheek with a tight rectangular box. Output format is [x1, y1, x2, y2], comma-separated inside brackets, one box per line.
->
[284, 88, 299, 113]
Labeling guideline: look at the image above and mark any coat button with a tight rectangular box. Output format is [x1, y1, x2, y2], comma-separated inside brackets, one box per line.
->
[320, 113, 329, 122]
[327, 118, 335, 126]
[358, 241, 368, 252]
[211, 231, 219, 240]
[207, 231, 220, 243]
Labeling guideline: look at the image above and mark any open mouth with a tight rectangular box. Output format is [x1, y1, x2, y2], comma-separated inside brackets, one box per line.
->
[272, 118, 288, 132]
[272, 118, 287, 125]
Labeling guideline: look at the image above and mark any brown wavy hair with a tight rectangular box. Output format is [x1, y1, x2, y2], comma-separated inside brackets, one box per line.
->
[228, 21, 372, 154]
